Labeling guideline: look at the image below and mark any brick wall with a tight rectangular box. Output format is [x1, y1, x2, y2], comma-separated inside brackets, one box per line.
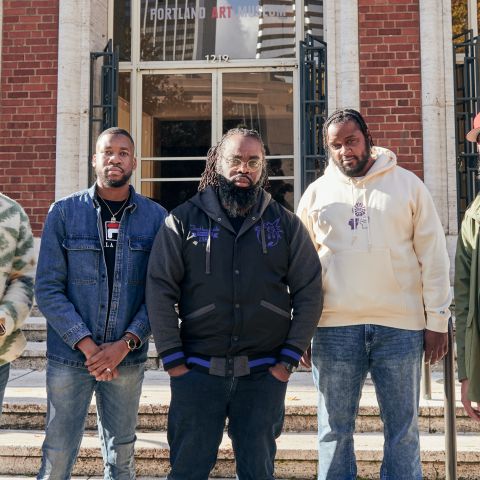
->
[0, 0, 58, 235]
[358, 0, 423, 178]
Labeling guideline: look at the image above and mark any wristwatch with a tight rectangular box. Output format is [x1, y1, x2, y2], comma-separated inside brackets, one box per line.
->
[122, 335, 137, 352]
[280, 361, 297, 374]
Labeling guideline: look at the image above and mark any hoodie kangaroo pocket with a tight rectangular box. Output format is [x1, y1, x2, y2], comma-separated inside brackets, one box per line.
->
[323, 248, 406, 317]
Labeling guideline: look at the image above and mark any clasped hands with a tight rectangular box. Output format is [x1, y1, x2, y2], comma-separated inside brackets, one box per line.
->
[77, 337, 129, 382]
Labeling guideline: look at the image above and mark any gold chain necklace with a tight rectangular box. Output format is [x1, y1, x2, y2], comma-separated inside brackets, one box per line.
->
[97, 195, 129, 222]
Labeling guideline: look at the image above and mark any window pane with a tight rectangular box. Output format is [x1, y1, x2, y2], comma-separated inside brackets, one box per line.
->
[266, 179, 294, 211]
[119, 72, 131, 132]
[223, 72, 293, 155]
[267, 158, 293, 176]
[140, 0, 295, 61]
[114, 0, 132, 61]
[141, 180, 199, 210]
[452, 0, 468, 43]
[142, 74, 212, 157]
[305, 0, 324, 38]
[142, 160, 206, 178]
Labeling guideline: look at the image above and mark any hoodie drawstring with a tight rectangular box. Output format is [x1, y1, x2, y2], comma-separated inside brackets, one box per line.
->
[363, 188, 372, 251]
[205, 217, 212, 275]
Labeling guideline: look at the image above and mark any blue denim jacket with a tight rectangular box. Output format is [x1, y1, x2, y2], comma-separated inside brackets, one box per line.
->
[35, 185, 167, 368]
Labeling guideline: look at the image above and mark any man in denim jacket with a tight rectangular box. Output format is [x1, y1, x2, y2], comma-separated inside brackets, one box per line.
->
[35, 128, 167, 479]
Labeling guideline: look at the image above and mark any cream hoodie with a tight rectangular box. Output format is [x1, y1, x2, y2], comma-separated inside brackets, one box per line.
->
[297, 146, 451, 333]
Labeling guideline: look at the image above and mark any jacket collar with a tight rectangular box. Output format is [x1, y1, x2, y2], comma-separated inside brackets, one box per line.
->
[88, 184, 138, 213]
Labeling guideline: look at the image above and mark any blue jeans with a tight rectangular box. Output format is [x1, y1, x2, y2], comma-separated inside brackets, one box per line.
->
[311, 325, 424, 480]
[37, 360, 145, 480]
[0, 362, 10, 417]
[167, 369, 288, 480]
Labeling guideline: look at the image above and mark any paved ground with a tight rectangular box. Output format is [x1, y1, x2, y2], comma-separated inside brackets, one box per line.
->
[2, 367, 464, 410]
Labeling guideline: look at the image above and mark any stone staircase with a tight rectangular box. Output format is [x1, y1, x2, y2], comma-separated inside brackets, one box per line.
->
[1, 313, 479, 479]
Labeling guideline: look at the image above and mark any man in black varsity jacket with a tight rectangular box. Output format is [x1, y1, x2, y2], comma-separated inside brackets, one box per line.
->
[146, 128, 323, 480]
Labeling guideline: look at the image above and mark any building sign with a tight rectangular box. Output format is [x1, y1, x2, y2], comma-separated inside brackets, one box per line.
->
[140, 0, 296, 61]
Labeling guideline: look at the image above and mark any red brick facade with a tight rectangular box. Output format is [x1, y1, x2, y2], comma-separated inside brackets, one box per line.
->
[0, 0, 59, 235]
[358, 0, 423, 178]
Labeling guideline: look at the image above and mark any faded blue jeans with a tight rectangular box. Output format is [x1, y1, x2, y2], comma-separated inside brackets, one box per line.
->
[37, 360, 145, 480]
[311, 325, 424, 480]
[0, 362, 10, 417]
[167, 368, 288, 480]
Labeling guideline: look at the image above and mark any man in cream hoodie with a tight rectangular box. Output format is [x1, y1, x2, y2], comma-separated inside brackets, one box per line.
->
[297, 109, 451, 480]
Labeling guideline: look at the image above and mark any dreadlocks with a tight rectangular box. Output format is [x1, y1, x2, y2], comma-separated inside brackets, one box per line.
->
[198, 128, 268, 191]
[322, 108, 374, 154]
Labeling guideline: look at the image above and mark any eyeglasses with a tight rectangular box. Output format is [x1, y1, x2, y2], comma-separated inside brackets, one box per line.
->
[223, 158, 263, 171]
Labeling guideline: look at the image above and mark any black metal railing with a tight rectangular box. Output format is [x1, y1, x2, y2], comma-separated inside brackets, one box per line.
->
[88, 39, 119, 184]
[422, 318, 457, 479]
[300, 34, 328, 193]
[454, 30, 480, 225]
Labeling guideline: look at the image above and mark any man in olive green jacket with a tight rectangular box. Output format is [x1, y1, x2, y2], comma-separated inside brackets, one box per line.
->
[454, 113, 480, 421]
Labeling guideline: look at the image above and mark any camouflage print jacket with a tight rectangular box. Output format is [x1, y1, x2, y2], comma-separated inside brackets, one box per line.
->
[0, 193, 35, 366]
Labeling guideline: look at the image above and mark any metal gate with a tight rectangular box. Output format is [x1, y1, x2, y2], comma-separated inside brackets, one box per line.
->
[300, 34, 328, 193]
[454, 30, 480, 224]
[88, 39, 119, 184]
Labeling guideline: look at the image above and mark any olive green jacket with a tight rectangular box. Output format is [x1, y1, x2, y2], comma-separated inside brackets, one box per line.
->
[455, 194, 480, 401]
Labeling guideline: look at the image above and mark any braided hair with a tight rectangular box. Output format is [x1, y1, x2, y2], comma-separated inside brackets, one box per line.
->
[198, 128, 268, 191]
[322, 108, 374, 154]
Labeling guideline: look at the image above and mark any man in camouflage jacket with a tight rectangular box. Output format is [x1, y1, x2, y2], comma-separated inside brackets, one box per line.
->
[0, 193, 35, 416]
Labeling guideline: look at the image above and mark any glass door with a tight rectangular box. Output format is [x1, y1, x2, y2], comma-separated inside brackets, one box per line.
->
[139, 72, 213, 211]
[137, 69, 294, 211]
[222, 71, 294, 210]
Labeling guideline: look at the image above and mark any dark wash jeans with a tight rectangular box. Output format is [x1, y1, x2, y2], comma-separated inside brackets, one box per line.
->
[167, 368, 288, 480]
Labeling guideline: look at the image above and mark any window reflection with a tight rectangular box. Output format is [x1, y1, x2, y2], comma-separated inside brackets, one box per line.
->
[142, 74, 212, 158]
[114, 0, 132, 61]
[304, 0, 324, 38]
[266, 179, 294, 211]
[119, 73, 131, 132]
[142, 160, 206, 178]
[142, 181, 200, 211]
[140, 0, 296, 60]
[223, 72, 293, 155]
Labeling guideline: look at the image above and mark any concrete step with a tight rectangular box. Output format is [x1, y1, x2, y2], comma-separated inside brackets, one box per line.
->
[1, 369, 478, 435]
[0, 429, 478, 479]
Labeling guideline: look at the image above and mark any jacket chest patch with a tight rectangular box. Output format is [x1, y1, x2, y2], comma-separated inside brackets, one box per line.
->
[255, 218, 283, 248]
[187, 225, 220, 244]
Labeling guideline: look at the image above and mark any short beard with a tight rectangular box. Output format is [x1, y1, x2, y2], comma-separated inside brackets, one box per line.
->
[98, 170, 132, 188]
[335, 150, 371, 177]
[217, 174, 261, 217]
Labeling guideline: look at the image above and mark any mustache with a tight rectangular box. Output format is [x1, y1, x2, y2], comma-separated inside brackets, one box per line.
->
[231, 174, 253, 186]
[106, 166, 124, 173]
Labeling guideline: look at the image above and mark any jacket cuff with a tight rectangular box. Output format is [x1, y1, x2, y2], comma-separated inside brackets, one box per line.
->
[63, 324, 93, 350]
[457, 361, 467, 382]
[278, 344, 303, 367]
[125, 324, 150, 347]
[425, 311, 450, 333]
[161, 347, 186, 370]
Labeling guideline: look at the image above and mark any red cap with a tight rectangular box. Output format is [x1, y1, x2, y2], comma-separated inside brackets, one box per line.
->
[466, 113, 480, 142]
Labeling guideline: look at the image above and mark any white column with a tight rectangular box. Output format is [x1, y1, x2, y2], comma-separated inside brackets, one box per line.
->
[419, 0, 457, 281]
[419, 0, 457, 232]
[323, 0, 360, 112]
[55, 0, 108, 199]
